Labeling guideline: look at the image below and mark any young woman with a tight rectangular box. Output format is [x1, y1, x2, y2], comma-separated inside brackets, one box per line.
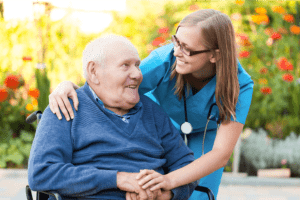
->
[48, 9, 253, 199]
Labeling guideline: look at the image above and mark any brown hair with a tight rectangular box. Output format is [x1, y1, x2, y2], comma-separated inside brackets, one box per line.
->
[170, 9, 239, 124]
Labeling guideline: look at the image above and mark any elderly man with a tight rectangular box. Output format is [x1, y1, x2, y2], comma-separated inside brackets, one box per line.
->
[28, 35, 197, 200]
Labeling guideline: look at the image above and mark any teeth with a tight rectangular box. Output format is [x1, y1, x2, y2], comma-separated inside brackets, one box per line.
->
[128, 86, 137, 89]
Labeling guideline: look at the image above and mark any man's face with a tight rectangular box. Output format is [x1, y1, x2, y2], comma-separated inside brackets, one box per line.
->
[96, 41, 143, 110]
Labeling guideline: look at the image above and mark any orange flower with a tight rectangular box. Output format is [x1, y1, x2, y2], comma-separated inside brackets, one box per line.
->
[259, 78, 268, 85]
[272, 6, 285, 14]
[26, 104, 34, 111]
[0, 88, 9, 102]
[28, 88, 40, 99]
[259, 67, 268, 74]
[158, 27, 169, 34]
[277, 57, 293, 71]
[278, 27, 288, 35]
[264, 27, 274, 35]
[152, 37, 166, 46]
[260, 87, 272, 95]
[282, 73, 294, 82]
[290, 25, 300, 35]
[235, 0, 245, 5]
[32, 99, 38, 106]
[252, 14, 269, 25]
[239, 51, 250, 58]
[4, 74, 20, 89]
[271, 32, 282, 40]
[189, 4, 199, 11]
[283, 14, 294, 23]
[255, 7, 267, 15]
[22, 56, 32, 61]
[236, 33, 251, 46]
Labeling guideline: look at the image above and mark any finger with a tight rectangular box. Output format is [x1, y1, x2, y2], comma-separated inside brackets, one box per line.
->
[126, 192, 132, 200]
[149, 183, 165, 191]
[136, 169, 153, 180]
[70, 90, 79, 111]
[146, 188, 154, 200]
[61, 95, 74, 119]
[138, 189, 148, 200]
[138, 174, 161, 187]
[157, 189, 162, 196]
[49, 95, 55, 114]
[50, 97, 62, 120]
[55, 96, 71, 121]
[130, 192, 137, 200]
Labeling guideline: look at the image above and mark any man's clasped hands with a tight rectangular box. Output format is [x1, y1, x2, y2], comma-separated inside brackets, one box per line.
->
[118, 169, 173, 200]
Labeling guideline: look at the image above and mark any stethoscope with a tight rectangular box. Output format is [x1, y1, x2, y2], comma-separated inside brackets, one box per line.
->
[180, 85, 220, 155]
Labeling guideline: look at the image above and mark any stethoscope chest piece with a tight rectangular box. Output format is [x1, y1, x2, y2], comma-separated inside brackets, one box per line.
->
[181, 122, 193, 134]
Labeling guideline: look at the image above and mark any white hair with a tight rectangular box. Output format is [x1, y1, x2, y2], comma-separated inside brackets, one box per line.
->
[82, 34, 134, 79]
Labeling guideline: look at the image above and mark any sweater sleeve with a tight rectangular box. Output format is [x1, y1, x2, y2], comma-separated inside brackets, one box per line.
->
[28, 105, 118, 197]
[158, 111, 198, 200]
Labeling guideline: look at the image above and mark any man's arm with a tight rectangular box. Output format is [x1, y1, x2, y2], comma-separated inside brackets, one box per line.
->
[28, 106, 119, 197]
[159, 114, 198, 200]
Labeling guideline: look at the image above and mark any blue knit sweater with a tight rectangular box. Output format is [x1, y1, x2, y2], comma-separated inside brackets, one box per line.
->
[28, 82, 197, 200]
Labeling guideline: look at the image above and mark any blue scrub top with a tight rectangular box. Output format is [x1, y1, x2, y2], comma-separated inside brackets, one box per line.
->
[139, 43, 254, 133]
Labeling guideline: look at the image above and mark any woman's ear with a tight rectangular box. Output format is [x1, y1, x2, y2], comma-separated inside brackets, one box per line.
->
[87, 61, 100, 84]
[209, 49, 221, 63]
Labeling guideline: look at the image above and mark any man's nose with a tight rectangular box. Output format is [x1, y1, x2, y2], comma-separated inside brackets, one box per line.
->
[130, 66, 143, 79]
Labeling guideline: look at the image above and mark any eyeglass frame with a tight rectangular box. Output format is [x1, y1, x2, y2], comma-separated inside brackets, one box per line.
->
[171, 35, 216, 56]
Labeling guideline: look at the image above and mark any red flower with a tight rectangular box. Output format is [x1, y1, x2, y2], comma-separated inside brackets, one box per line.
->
[271, 32, 282, 40]
[0, 88, 9, 102]
[282, 73, 294, 82]
[259, 67, 268, 74]
[152, 37, 166, 46]
[277, 57, 293, 71]
[28, 88, 40, 99]
[239, 51, 250, 58]
[22, 56, 32, 61]
[189, 4, 200, 11]
[4, 74, 20, 89]
[158, 27, 169, 34]
[260, 87, 272, 95]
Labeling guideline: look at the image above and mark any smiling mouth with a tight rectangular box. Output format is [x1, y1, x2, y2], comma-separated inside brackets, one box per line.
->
[177, 60, 188, 64]
[126, 85, 138, 89]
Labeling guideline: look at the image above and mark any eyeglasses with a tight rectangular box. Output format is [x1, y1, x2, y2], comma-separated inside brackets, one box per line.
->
[171, 35, 214, 56]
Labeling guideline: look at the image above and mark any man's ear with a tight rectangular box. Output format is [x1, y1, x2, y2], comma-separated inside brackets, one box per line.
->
[209, 49, 221, 63]
[87, 61, 100, 84]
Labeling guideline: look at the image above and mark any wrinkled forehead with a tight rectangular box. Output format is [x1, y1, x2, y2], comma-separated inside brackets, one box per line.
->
[105, 40, 140, 64]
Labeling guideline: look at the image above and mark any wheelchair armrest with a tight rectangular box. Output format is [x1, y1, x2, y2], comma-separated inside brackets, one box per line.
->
[194, 185, 215, 200]
[26, 185, 62, 200]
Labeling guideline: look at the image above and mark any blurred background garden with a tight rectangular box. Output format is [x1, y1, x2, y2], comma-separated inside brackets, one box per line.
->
[0, 0, 300, 178]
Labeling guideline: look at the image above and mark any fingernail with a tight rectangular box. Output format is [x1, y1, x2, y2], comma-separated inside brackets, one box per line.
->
[71, 115, 74, 119]
[59, 117, 62, 120]
[67, 118, 70, 121]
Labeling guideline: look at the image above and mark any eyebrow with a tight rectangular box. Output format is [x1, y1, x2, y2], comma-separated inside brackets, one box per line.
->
[175, 36, 191, 48]
[122, 59, 141, 64]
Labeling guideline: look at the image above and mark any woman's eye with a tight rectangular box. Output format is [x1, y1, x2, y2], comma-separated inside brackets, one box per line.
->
[123, 63, 129, 67]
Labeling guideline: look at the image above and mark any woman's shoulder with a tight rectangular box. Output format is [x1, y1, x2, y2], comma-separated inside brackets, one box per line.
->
[143, 43, 175, 64]
[237, 62, 254, 88]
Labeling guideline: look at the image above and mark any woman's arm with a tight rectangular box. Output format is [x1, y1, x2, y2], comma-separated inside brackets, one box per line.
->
[49, 81, 79, 120]
[137, 121, 244, 191]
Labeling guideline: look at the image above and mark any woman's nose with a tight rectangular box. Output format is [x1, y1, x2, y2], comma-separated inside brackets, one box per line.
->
[173, 46, 183, 57]
[130, 66, 143, 80]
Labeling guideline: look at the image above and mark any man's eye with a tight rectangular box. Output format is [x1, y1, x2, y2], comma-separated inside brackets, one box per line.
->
[123, 63, 129, 67]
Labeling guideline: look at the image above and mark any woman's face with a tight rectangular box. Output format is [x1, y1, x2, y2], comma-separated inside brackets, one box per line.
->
[173, 26, 216, 78]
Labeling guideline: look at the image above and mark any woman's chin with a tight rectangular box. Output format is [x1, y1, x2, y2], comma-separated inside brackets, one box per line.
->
[175, 65, 189, 75]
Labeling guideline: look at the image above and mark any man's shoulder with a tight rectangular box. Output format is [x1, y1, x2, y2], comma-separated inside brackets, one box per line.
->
[139, 94, 168, 117]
